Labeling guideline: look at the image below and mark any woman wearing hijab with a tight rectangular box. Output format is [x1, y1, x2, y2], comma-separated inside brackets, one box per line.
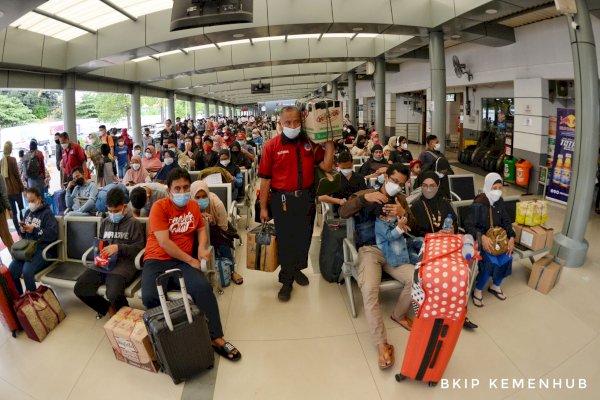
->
[123, 155, 149, 186]
[413, 156, 453, 200]
[359, 144, 389, 180]
[410, 171, 457, 238]
[383, 136, 397, 161]
[87, 132, 104, 175]
[218, 149, 243, 200]
[142, 145, 163, 173]
[388, 136, 414, 164]
[190, 180, 243, 285]
[152, 149, 179, 184]
[350, 134, 370, 157]
[367, 131, 381, 152]
[465, 173, 516, 307]
[212, 134, 226, 152]
[1, 141, 25, 233]
[229, 141, 252, 170]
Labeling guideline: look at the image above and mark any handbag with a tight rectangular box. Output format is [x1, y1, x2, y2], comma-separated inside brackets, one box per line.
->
[485, 208, 509, 256]
[210, 222, 240, 248]
[215, 257, 232, 288]
[15, 285, 66, 342]
[11, 239, 40, 262]
[256, 223, 275, 246]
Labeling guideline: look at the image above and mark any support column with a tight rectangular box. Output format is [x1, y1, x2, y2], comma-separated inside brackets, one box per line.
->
[190, 97, 196, 121]
[167, 91, 175, 121]
[131, 84, 142, 146]
[375, 57, 386, 138]
[331, 81, 338, 101]
[203, 99, 210, 118]
[348, 71, 357, 127]
[62, 73, 77, 141]
[385, 93, 397, 137]
[429, 31, 447, 153]
[553, 0, 600, 267]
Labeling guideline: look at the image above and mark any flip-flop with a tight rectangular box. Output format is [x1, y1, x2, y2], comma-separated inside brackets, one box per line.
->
[378, 345, 395, 370]
[231, 271, 244, 285]
[212, 342, 242, 362]
[488, 287, 507, 301]
[472, 294, 484, 307]
[391, 316, 413, 331]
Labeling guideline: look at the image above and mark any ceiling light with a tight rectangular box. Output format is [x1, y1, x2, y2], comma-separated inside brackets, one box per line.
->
[450, 35, 462, 39]
[288, 34, 320, 40]
[232, 33, 245, 38]
[323, 33, 355, 38]
[132, 56, 153, 63]
[217, 39, 250, 46]
[356, 33, 378, 38]
[352, 27, 363, 32]
[399, 47, 409, 51]
[485, 9, 498, 14]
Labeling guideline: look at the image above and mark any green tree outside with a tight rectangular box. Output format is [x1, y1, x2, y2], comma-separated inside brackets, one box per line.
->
[94, 93, 131, 126]
[0, 95, 37, 127]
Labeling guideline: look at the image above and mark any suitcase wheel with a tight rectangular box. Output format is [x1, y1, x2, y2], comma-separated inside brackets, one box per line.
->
[172, 378, 182, 385]
[12, 330, 17, 338]
[395, 374, 406, 382]
[428, 382, 438, 387]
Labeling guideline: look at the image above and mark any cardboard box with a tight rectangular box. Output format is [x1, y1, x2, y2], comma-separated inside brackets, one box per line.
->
[512, 223, 523, 243]
[528, 255, 562, 294]
[297, 97, 344, 143]
[246, 224, 279, 272]
[519, 226, 554, 251]
[104, 307, 158, 373]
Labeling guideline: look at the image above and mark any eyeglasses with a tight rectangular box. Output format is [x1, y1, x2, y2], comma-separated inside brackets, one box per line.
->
[422, 184, 438, 190]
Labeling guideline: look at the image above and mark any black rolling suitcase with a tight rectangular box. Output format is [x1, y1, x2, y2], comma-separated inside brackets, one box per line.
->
[144, 269, 214, 384]
[319, 219, 347, 283]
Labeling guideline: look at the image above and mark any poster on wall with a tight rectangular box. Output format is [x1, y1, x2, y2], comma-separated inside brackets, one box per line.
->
[546, 108, 575, 204]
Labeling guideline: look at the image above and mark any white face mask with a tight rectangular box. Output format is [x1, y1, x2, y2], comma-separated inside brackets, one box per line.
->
[61, 143, 68, 149]
[434, 143, 441, 151]
[283, 126, 301, 140]
[384, 181, 401, 197]
[488, 189, 502, 203]
[340, 168, 353, 176]
[134, 149, 141, 155]
[28, 202, 39, 212]
[132, 163, 141, 170]
[436, 171, 445, 179]
[402, 143, 408, 150]
[220, 159, 230, 167]
[145, 152, 152, 159]
[164, 158, 174, 166]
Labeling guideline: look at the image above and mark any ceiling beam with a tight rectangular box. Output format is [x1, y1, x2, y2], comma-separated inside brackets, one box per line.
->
[99, 0, 137, 22]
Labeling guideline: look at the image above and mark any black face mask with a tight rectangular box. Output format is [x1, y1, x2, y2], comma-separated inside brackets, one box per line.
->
[75, 178, 85, 186]
[55, 139, 60, 144]
[357, 142, 365, 149]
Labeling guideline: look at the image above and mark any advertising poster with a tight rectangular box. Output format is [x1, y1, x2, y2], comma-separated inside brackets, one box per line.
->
[546, 108, 575, 204]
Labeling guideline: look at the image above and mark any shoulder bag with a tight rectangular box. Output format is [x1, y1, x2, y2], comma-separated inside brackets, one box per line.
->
[11, 239, 40, 261]
[485, 208, 508, 256]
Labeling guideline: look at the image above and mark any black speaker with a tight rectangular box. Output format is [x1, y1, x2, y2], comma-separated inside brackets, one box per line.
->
[556, 80, 569, 97]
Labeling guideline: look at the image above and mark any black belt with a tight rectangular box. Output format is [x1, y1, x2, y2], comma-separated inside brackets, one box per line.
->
[272, 188, 313, 198]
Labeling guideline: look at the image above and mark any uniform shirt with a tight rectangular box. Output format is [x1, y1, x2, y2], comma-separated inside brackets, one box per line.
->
[61, 144, 85, 178]
[258, 134, 324, 191]
[145, 197, 204, 261]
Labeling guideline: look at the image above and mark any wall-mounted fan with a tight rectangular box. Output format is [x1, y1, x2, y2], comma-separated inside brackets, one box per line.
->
[453, 55, 473, 81]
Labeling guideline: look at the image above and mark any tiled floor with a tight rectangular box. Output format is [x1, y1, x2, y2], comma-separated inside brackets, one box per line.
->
[1, 145, 599, 400]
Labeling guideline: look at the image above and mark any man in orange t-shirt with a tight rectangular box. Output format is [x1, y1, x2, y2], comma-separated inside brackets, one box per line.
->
[141, 168, 241, 362]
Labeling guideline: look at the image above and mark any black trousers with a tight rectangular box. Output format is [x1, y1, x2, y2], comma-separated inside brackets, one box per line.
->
[74, 269, 130, 315]
[271, 189, 316, 284]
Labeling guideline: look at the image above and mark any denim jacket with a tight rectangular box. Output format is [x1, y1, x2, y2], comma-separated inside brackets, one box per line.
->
[375, 218, 423, 267]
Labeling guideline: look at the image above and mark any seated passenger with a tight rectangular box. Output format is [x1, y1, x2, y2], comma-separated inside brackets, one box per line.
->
[141, 169, 241, 362]
[153, 149, 180, 184]
[465, 173, 515, 307]
[339, 163, 414, 369]
[236, 131, 255, 161]
[142, 145, 163, 173]
[318, 151, 367, 216]
[218, 149, 243, 200]
[350, 132, 370, 157]
[410, 171, 456, 237]
[66, 167, 98, 216]
[167, 140, 191, 170]
[383, 136, 396, 160]
[123, 155, 149, 186]
[388, 136, 414, 164]
[251, 129, 263, 145]
[190, 180, 243, 285]
[8, 187, 58, 295]
[74, 188, 145, 318]
[97, 143, 117, 187]
[194, 137, 219, 171]
[359, 144, 389, 181]
[413, 156, 453, 200]
[418, 134, 444, 172]
[229, 141, 252, 170]
[129, 182, 168, 217]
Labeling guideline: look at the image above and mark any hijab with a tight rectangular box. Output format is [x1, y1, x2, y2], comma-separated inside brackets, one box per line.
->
[123, 155, 149, 184]
[154, 149, 179, 182]
[2, 141, 12, 178]
[190, 180, 228, 230]
[89, 132, 102, 149]
[212, 135, 225, 151]
[484, 172, 503, 205]
[142, 145, 163, 172]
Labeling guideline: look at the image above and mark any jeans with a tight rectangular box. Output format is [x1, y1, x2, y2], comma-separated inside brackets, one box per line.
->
[8, 194, 24, 234]
[27, 177, 45, 194]
[9, 246, 50, 295]
[74, 269, 130, 315]
[117, 163, 128, 180]
[216, 245, 235, 272]
[141, 259, 224, 339]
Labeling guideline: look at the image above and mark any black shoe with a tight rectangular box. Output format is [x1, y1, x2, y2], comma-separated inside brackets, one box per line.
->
[293, 271, 309, 286]
[463, 318, 478, 330]
[278, 284, 293, 302]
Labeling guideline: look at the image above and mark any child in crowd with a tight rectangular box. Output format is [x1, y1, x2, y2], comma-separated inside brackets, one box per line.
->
[115, 137, 129, 180]
[408, 159, 422, 195]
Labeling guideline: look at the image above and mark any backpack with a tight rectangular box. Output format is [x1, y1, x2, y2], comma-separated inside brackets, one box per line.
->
[26, 151, 41, 179]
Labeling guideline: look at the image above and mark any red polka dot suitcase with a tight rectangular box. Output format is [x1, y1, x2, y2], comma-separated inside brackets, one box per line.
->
[396, 233, 475, 387]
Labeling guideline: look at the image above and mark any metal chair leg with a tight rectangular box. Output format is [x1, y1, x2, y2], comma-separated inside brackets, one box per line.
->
[345, 275, 356, 318]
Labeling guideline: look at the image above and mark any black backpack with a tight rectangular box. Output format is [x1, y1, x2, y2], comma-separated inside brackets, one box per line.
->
[319, 219, 347, 283]
[26, 151, 41, 178]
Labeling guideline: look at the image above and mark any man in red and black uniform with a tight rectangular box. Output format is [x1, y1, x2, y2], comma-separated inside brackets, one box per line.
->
[59, 132, 86, 184]
[258, 106, 334, 301]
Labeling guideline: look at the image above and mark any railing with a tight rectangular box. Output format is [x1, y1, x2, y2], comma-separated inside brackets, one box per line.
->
[395, 123, 421, 144]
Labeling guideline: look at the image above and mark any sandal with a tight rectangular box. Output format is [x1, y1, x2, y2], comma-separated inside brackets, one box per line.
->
[488, 287, 507, 301]
[391, 316, 413, 331]
[231, 271, 244, 285]
[378, 344, 395, 370]
[472, 294, 484, 308]
[212, 342, 242, 362]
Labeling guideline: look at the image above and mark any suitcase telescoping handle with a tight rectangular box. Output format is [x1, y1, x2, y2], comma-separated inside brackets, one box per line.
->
[156, 269, 193, 331]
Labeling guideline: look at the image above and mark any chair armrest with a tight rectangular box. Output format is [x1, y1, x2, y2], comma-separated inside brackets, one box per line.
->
[450, 191, 461, 201]
[81, 246, 94, 268]
[135, 248, 146, 270]
[343, 238, 359, 265]
[42, 240, 63, 262]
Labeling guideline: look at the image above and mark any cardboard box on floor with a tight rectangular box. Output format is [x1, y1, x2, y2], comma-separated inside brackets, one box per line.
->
[516, 224, 554, 251]
[247, 224, 279, 272]
[104, 307, 158, 373]
[528, 255, 562, 294]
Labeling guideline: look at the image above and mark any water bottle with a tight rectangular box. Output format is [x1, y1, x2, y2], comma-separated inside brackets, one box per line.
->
[462, 234, 475, 261]
[442, 214, 453, 232]
[200, 259, 208, 273]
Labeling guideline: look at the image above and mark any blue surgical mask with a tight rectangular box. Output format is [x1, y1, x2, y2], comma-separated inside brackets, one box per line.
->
[172, 192, 190, 207]
[108, 211, 124, 224]
[196, 198, 210, 210]
[283, 126, 301, 139]
[377, 175, 385, 184]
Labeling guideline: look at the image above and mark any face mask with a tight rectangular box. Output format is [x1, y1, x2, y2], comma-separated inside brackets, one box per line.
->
[108, 211, 124, 224]
[196, 198, 210, 210]
[422, 186, 439, 200]
[75, 178, 85, 186]
[357, 142, 365, 149]
[434, 143, 441, 151]
[436, 171, 445, 179]
[488, 189, 502, 203]
[220, 160, 230, 167]
[28, 202, 39, 212]
[203, 144, 212, 152]
[373, 155, 383, 162]
[377, 175, 385, 184]
[385, 181, 401, 197]
[55, 139, 60, 145]
[145, 152, 152, 159]
[134, 150, 141, 155]
[164, 158, 174, 166]
[239, 140, 246, 146]
[283, 126, 301, 140]
[61, 143, 68, 149]
[132, 163, 141, 171]
[402, 143, 408, 150]
[340, 168, 353, 176]
[171, 192, 190, 208]
[118, 142, 124, 147]
[223, 135, 229, 140]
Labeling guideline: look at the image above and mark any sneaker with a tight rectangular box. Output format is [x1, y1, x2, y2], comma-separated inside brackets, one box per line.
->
[293, 271, 309, 286]
[278, 283, 293, 302]
[463, 318, 478, 330]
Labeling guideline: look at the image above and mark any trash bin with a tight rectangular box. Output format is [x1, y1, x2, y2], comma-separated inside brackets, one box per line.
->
[503, 156, 517, 182]
[516, 159, 533, 187]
